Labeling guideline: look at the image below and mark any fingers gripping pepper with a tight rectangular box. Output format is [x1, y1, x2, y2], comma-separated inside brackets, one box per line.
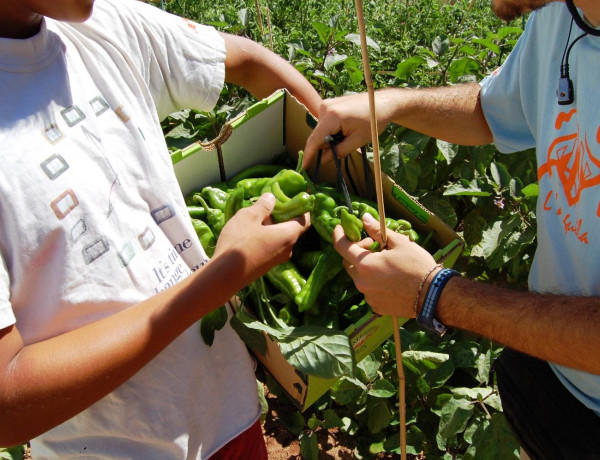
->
[295, 245, 344, 313]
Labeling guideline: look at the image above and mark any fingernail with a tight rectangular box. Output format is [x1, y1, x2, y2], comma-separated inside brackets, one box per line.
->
[262, 192, 276, 205]
[363, 212, 376, 224]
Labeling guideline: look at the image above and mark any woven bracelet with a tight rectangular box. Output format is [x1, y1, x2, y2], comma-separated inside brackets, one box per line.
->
[413, 264, 443, 317]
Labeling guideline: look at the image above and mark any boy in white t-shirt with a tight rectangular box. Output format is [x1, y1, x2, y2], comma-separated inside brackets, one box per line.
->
[0, 0, 321, 458]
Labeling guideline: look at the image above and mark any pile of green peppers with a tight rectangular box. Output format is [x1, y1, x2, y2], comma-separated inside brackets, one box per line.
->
[187, 161, 432, 336]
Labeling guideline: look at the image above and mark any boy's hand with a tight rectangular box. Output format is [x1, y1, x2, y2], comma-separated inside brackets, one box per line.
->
[212, 193, 310, 286]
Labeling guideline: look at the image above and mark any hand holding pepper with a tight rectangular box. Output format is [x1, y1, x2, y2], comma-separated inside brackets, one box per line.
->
[211, 193, 311, 289]
[333, 213, 438, 319]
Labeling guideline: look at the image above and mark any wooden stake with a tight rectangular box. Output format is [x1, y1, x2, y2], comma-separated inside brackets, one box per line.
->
[354, 1, 407, 458]
[254, 0, 264, 37]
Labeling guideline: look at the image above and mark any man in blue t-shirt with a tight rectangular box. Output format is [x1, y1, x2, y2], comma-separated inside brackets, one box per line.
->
[303, 0, 600, 458]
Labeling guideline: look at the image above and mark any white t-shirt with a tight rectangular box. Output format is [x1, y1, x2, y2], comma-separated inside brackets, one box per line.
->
[0, 0, 260, 457]
[480, 3, 600, 415]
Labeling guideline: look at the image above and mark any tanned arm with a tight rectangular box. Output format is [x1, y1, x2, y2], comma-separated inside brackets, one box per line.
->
[303, 84, 492, 166]
[0, 195, 309, 447]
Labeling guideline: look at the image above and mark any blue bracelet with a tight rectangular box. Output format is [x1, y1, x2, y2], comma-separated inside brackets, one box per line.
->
[416, 268, 459, 335]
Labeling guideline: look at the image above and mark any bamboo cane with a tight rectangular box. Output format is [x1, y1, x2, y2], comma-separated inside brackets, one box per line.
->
[353, 1, 407, 458]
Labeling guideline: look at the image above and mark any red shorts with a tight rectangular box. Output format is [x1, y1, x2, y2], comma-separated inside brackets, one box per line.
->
[210, 419, 267, 460]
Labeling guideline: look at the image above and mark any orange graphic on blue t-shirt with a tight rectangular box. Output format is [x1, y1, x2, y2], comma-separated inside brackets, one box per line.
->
[537, 109, 600, 244]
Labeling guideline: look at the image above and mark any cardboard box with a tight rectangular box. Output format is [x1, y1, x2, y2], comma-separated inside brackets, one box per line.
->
[171, 89, 463, 410]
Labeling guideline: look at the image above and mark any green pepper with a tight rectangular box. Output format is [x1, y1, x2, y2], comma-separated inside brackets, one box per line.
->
[195, 196, 225, 236]
[271, 192, 315, 223]
[340, 208, 364, 242]
[191, 218, 216, 257]
[235, 177, 272, 198]
[278, 304, 301, 327]
[399, 228, 419, 242]
[224, 185, 245, 223]
[353, 201, 380, 220]
[385, 217, 400, 232]
[296, 250, 324, 273]
[228, 164, 285, 184]
[261, 169, 307, 198]
[295, 245, 344, 313]
[395, 219, 412, 231]
[200, 186, 229, 211]
[188, 205, 207, 220]
[310, 193, 339, 244]
[265, 260, 307, 301]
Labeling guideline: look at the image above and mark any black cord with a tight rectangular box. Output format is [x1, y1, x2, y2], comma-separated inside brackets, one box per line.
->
[565, 0, 600, 37]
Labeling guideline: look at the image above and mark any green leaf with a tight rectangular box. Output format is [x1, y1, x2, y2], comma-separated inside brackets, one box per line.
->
[300, 432, 319, 460]
[278, 326, 355, 379]
[444, 179, 492, 196]
[345, 33, 381, 52]
[463, 210, 487, 246]
[324, 53, 348, 70]
[358, 354, 381, 381]
[309, 70, 337, 88]
[437, 139, 459, 163]
[0, 445, 26, 460]
[199, 305, 228, 346]
[237, 7, 248, 27]
[520, 183, 539, 197]
[432, 35, 450, 56]
[448, 57, 481, 82]
[306, 413, 322, 430]
[436, 398, 475, 450]
[420, 194, 458, 228]
[469, 413, 520, 459]
[330, 376, 367, 405]
[312, 21, 330, 45]
[322, 409, 345, 429]
[394, 56, 426, 81]
[497, 26, 524, 40]
[229, 313, 267, 356]
[367, 397, 393, 433]
[472, 37, 500, 54]
[490, 161, 511, 189]
[369, 379, 397, 398]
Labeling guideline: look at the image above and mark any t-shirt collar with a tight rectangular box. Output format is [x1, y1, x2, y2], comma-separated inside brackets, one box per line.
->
[0, 19, 61, 71]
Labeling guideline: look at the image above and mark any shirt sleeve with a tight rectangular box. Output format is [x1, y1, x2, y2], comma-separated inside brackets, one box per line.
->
[479, 14, 537, 153]
[0, 255, 16, 330]
[84, 0, 227, 120]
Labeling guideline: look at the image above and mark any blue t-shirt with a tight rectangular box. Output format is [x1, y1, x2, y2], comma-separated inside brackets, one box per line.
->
[480, 3, 600, 415]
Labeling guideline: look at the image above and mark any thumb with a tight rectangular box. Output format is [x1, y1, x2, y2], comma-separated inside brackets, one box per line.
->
[252, 193, 276, 219]
[362, 212, 385, 244]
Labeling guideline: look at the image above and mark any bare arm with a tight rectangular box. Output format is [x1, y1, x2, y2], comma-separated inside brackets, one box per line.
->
[0, 194, 310, 447]
[220, 33, 322, 116]
[303, 84, 493, 167]
[333, 215, 600, 375]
